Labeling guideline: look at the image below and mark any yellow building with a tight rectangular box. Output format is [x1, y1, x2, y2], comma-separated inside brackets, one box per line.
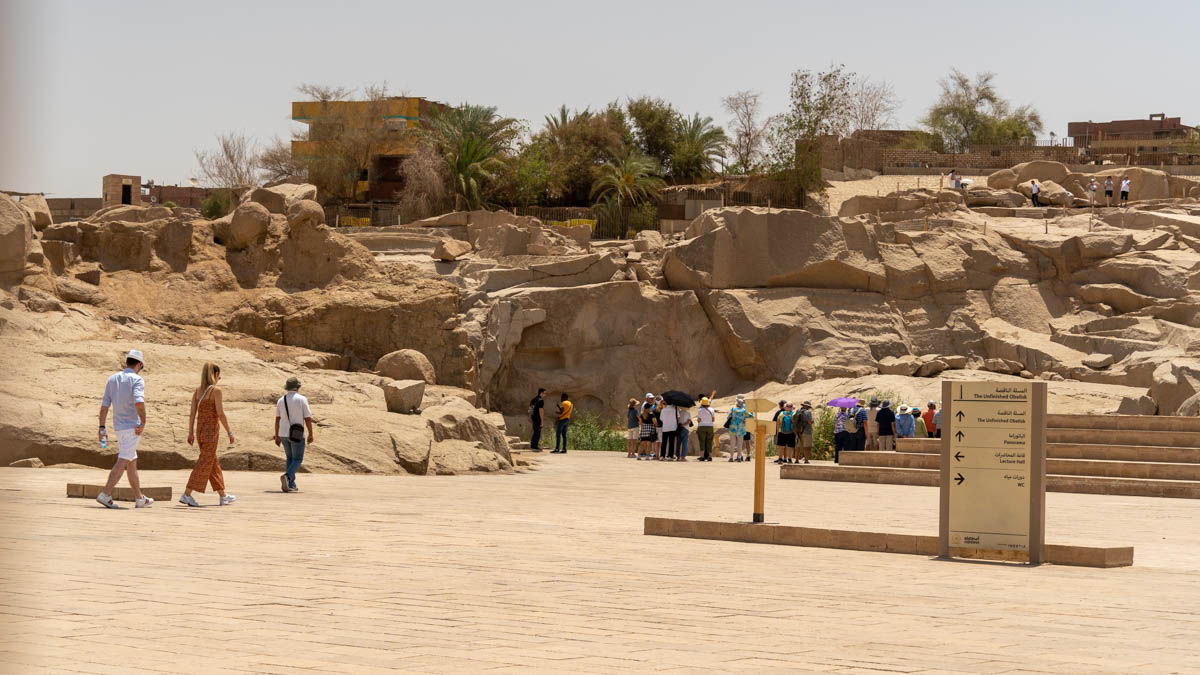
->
[291, 96, 446, 201]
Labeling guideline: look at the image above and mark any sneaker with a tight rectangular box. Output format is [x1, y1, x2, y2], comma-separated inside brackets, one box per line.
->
[288, 481, 297, 492]
[135, 495, 154, 508]
[219, 495, 237, 506]
[179, 493, 200, 507]
[96, 492, 118, 509]
[280, 474, 290, 492]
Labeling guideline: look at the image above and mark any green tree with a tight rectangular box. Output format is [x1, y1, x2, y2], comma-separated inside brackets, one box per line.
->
[670, 113, 728, 183]
[765, 64, 855, 191]
[422, 103, 521, 210]
[537, 108, 628, 204]
[625, 97, 681, 172]
[590, 151, 665, 206]
[921, 69, 1043, 153]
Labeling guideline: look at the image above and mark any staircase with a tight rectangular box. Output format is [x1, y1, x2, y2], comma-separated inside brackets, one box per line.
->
[781, 414, 1200, 499]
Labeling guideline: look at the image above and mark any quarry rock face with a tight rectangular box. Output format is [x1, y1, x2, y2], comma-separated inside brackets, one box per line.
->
[5, 165, 1200, 476]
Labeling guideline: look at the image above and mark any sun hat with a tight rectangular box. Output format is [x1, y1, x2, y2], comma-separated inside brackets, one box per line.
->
[700, 397, 710, 405]
[126, 349, 145, 367]
[801, 401, 812, 408]
[928, 401, 937, 407]
[899, 404, 910, 414]
[881, 400, 891, 408]
[285, 376, 302, 391]
[735, 395, 745, 404]
[785, 402, 795, 409]
[869, 398, 880, 406]
[857, 398, 866, 405]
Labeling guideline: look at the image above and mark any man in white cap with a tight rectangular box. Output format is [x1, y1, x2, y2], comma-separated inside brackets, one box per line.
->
[95, 349, 152, 508]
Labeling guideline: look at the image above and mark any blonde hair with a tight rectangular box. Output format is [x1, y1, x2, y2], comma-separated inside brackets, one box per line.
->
[199, 362, 221, 393]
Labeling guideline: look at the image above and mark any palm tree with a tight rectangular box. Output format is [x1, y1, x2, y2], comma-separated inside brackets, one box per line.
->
[422, 104, 520, 210]
[590, 152, 666, 206]
[670, 113, 728, 183]
[543, 105, 592, 140]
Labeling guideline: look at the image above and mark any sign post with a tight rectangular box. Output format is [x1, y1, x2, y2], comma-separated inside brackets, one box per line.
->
[940, 381, 1046, 564]
[744, 398, 775, 524]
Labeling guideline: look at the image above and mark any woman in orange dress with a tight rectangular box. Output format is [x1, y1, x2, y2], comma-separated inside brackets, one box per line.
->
[180, 362, 236, 507]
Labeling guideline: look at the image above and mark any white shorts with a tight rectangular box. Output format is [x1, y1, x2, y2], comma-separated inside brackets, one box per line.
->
[115, 428, 141, 460]
[626, 428, 638, 440]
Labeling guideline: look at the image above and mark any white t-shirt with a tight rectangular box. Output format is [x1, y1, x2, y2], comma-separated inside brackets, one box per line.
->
[660, 405, 678, 432]
[276, 392, 312, 437]
[676, 408, 692, 429]
[1031, 182, 1040, 194]
[697, 406, 715, 427]
[1121, 179, 1131, 192]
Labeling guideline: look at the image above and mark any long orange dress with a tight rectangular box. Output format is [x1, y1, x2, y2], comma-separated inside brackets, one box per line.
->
[186, 388, 225, 493]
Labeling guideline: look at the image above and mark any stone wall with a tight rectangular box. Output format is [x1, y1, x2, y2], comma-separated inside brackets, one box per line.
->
[880, 146, 1079, 170]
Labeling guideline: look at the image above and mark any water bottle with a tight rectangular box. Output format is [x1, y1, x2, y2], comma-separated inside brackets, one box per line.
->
[100, 429, 107, 449]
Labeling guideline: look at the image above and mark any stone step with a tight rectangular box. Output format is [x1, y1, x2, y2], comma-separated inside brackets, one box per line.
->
[779, 465, 1200, 499]
[897, 438, 1200, 463]
[1048, 414, 1200, 433]
[67, 484, 173, 502]
[1047, 428, 1200, 447]
[842, 451, 1200, 481]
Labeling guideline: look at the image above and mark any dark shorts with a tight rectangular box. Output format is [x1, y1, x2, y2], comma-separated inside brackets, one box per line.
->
[1105, 190, 1113, 196]
[1121, 191, 1129, 200]
[776, 432, 796, 448]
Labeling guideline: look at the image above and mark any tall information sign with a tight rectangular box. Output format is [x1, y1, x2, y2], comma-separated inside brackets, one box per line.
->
[940, 381, 1047, 564]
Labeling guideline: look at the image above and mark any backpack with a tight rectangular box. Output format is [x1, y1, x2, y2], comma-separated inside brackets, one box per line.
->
[780, 411, 794, 433]
[844, 408, 859, 433]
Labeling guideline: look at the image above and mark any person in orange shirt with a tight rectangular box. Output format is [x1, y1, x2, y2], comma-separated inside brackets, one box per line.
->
[552, 393, 573, 453]
[922, 401, 939, 439]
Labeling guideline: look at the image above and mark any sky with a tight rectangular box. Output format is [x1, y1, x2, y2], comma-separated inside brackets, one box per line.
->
[2, 0, 1198, 197]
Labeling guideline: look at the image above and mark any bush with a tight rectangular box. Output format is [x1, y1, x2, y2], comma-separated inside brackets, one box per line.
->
[200, 189, 231, 219]
[533, 412, 625, 451]
[162, 201, 178, 208]
[811, 389, 900, 460]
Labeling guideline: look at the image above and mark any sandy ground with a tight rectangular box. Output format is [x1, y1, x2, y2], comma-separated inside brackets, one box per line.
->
[1, 455, 1196, 672]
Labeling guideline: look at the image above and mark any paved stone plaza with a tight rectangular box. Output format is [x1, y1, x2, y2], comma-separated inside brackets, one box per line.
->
[1, 453, 1197, 673]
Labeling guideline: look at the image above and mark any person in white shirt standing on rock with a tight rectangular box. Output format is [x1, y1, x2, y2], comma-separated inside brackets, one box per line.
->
[1120, 177, 1132, 206]
[1030, 179, 1042, 207]
[95, 349, 153, 509]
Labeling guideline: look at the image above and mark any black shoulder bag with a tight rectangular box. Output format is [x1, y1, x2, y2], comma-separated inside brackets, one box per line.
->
[283, 393, 305, 443]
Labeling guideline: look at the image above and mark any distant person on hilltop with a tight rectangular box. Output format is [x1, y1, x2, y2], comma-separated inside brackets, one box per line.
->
[95, 349, 153, 509]
[179, 362, 236, 507]
[1104, 177, 1114, 207]
[1121, 177, 1132, 205]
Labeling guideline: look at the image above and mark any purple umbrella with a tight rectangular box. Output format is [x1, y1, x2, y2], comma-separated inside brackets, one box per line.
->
[826, 397, 859, 408]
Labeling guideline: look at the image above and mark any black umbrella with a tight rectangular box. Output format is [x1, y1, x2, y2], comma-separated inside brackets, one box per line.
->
[661, 390, 695, 407]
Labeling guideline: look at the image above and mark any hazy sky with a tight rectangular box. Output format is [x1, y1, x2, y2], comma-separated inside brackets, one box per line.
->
[3, 0, 1198, 197]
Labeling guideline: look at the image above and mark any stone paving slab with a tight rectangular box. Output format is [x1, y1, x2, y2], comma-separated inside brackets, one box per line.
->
[0, 453, 1198, 673]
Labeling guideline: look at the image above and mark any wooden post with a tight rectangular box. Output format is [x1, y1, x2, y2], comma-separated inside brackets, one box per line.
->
[753, 429, 766, 523]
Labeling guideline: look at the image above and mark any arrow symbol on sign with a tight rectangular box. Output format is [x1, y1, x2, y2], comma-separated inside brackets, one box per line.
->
[955, 472, 965, 485]
[954, 451, 964, 461]
[955, 410, 965, 422]
[955, 430, 965, 441]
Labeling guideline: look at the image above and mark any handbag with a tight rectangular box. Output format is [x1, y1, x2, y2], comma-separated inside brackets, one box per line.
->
[283, 393, 305, 443]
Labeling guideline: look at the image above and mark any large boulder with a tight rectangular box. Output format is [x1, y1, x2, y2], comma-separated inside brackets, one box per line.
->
[964, 188, 1025, 208]
[382, 379, 425, 413]
[376, 348, 437, 384]
[987, 168, 1019, 190]
[432, 238, 472, 261]
[1016, 180, 1074, 207]
[1149, 359, 1200, 416]
[279, 200, 379, 289]
[1011, 160, 1070, 185]
[0, 197, 33, 287]
[228, 202, 271, 250]
[662, 207, 886, 292]
[18, 195, 53, 230]
[247, 183, 318, 214]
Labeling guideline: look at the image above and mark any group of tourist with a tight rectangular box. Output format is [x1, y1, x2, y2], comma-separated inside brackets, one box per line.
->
[948, 169, 1134, 209]
[831, 399, 941, 463]
[94, 348, 315, 509]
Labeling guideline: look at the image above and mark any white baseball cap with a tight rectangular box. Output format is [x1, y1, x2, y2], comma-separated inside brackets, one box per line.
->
[126, 349, 145, 367]
[645, 392, 654, 398]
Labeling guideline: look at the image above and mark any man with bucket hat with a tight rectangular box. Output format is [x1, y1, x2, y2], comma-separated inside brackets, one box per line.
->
[95, 349, 153, 509]
[274, 376, 314, 493]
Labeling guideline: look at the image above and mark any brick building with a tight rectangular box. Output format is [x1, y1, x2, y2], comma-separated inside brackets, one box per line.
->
[1067, 114, 1193, 148]
[101, 174, 142, 208]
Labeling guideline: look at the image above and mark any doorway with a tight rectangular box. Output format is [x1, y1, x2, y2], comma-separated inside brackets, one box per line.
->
[121, 185, 132, 205]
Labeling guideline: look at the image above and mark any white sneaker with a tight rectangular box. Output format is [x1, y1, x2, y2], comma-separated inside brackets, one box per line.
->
[135, 495, 154, 508]
[219, 495, 237, 506]
[96, 492, 118, 509]
[179, 493, 200, 507]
